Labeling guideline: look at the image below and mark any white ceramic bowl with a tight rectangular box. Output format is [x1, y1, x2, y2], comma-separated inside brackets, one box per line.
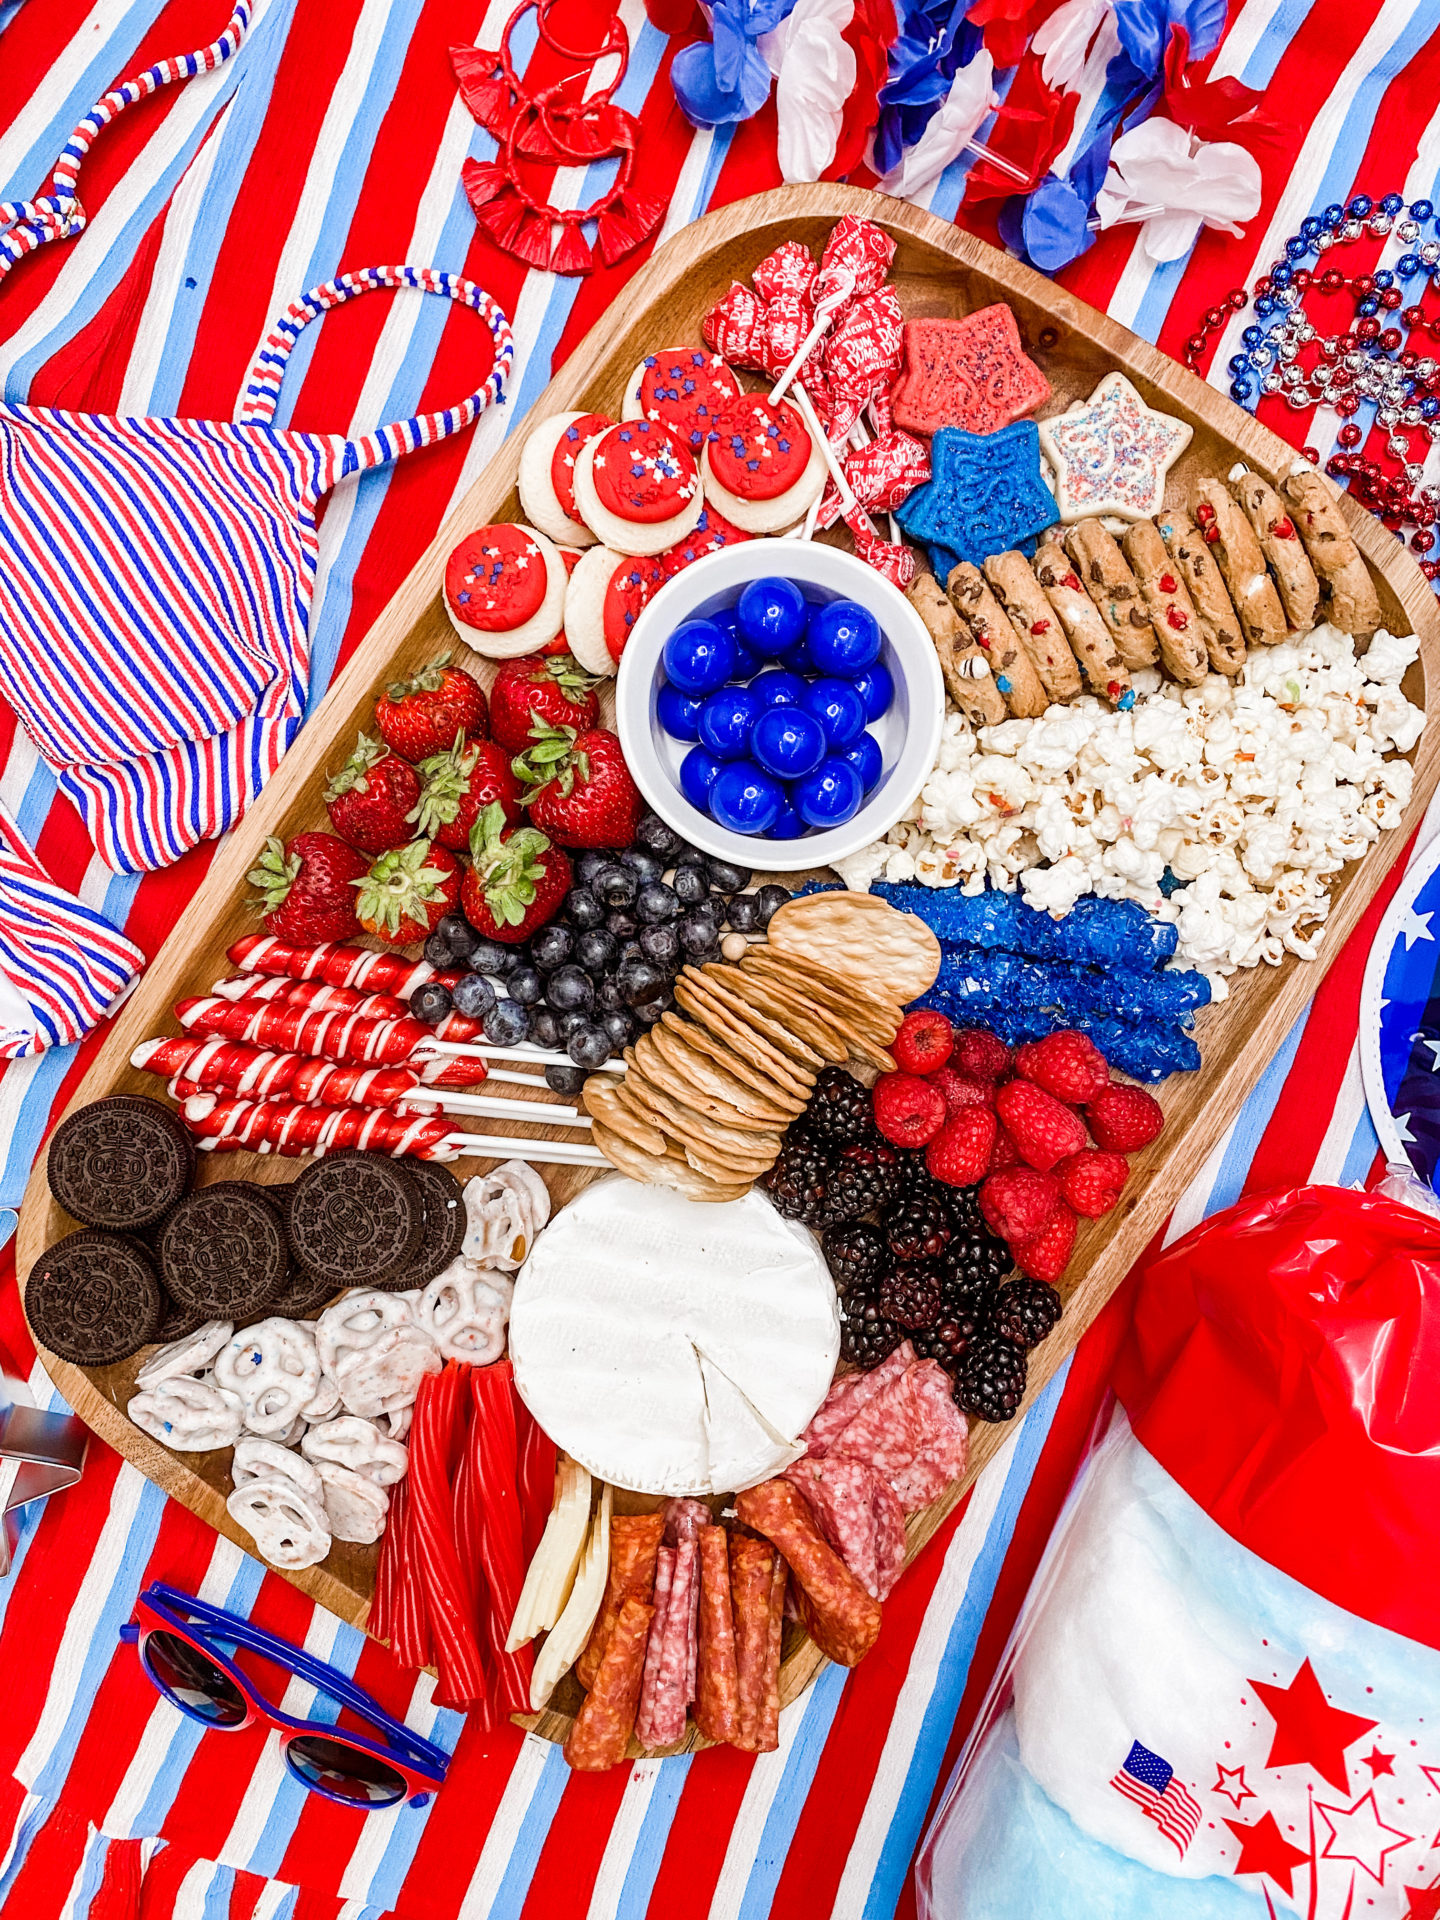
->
[615, 541, 944, 871]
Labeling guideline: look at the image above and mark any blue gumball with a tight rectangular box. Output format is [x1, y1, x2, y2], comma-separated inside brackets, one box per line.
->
[808, 599, 881, 677]
[793, 757, 863, 828]
[736, 576, 807, 656]
[751, 705, 825, 781]
[776, 636, 813, 676]
[802, 676, 866, 749]
[730, 638, 762, 682]
[657, 682, 703, 742]
[749, 668, 807, 712]
[710, 762, 783, 835]
[679, 745, 724, 812]
[852, 661, 894, 722]
[840, 730, 883, 793]
[698, 686, 761, 761]
[768, 801, 806, 840]
[663, 619, 735, 697]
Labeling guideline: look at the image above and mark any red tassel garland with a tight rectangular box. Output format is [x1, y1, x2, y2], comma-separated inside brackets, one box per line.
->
[474, 190, 528, 251]
[510, 208, 555, 270]
[595, 191, 664, 266]
[461, 158, 508, 210]
[549, 222, 594, 275]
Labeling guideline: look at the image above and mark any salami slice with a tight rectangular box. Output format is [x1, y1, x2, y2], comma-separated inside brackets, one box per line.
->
[733, 1479, 882, 1669]
[801, 1342, 916, 1458]
[563, 1596, 653, 1772]
[759, 1553, 787, 1753]
[634, 1545, 676, 1749]
[731, 1531, 782, 1752]
[663, 1496, 711, 1546]
[694, 1524, 740, 1746]
[577, 1510, 665, 1691]
[639, 1537, 697, 1750]
[786, 1455, 907, 1600]
[829, 1359, 967, 1514]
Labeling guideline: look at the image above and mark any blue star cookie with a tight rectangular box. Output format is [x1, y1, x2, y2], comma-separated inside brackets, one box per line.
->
[896, 421, 1058, 573]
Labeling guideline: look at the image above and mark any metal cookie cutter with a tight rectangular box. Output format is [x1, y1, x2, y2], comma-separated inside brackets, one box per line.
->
[0, 1372, 86, 1576]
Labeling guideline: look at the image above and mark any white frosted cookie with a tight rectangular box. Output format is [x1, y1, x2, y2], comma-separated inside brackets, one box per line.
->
[621, 348, 743, 455]
[700, 393, 826, 533]
[443, 522, 567, 657]
[573, 419, 704, 556]
[565, 544, 668, 676]
[517, 410, 613, 547]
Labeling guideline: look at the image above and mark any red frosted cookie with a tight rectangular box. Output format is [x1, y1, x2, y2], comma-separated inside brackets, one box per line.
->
[701, 394, 826, 533]
[659, 502, 752, 579]
[890, 305, 1052, 438]
[565, 545, 667, 674]
[622, 349, 743, 453]
[443, 522, 567, 658]
[518, 411, 614, 547]
[573, 419, 704, 557]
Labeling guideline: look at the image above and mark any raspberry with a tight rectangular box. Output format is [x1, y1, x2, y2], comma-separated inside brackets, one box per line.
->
[872, 1072, 947, 1148]
[926, 1107, 999, 1186]
[1086, 1081, 1165, 1153]
[1014, 1030, 1109, 1105]
[990, 1124, 1022, 1172]
[931, 1067, 995, 1115]
[953, 1027, 1011, 1082]
[892, 1009, 954, 1076]
[1057, 1149, 1129, 1218]
[1012, 1203, 1078, 1283]
[995, 1080, 1088, 1173]
[980, 1166, 1060, 1243]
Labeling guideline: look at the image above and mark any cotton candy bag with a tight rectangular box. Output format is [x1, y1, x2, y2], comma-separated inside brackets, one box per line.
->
[916, 1185, 1440, 1919]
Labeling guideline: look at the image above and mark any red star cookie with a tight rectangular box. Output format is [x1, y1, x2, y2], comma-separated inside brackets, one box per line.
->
[573, 419, 704, 557]
[443, 522, 567, 658]
[890, 305, 1052, 438]
[565, 545, 667, 673]
[701, 393, 827, 533]
[623, 348, 743, 453]
[659, 502, 753, 578]
[518, 411, 614, 546]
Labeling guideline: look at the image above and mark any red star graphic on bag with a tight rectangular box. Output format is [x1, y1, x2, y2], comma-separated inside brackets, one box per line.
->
[1365, 1748, 1397, 1778]
[1315, 1789, 1415, 1885]
[1213, 1764, 1256, 1810]
[1248, 1659, 1378, 1792]
[1224, 1810, 1312, 1896]
[1402, 1881, 1440, 1919]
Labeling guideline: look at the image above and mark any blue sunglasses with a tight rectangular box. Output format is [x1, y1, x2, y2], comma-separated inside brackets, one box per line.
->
[120, 1582, 449, 1810]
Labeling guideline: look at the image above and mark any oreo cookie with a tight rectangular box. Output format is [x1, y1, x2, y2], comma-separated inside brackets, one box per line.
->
[157, 1182, 290, 1317]
[47, 1096, 195, 1232]
[267, 1265, 341, 1320]
[376, 1159, 466, 1291]
[26, 1230, 162, 1365]
[285, 1152, 423, 1287]
[153, 1293, 210, 1344]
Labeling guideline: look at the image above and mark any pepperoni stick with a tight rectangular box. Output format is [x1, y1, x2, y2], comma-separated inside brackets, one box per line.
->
[760, 1552, 787, 1752]
[577, 1511, 666, 1690]
[730, 1532, 782, 1753]
[733, 1479, 882, 1667]
[228, 934, 443, 998]
[563, 1596, 653, 1771]
[694, 1525, 740, 1745]
[179, 1096, 606, 1165]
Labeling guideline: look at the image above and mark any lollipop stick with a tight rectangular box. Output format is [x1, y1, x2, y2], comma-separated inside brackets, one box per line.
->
[443, 1132, 606, 1165]
[405, 1092, 592, 1126]
[790, 383, 856, 515]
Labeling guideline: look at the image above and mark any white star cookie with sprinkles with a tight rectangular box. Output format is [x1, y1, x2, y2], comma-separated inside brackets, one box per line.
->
[565, 545, 667, 675]
[700, 393, 826, 533]
[518, 411, 614, 548]
[443, 522, 567, 657]
[621, 348, 743, 452]
[573, 418, 705, 556]
[1039, 372, 1193, 523]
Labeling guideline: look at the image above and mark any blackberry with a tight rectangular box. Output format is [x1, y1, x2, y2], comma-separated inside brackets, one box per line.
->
[803, 1066, 875, 1149]
[911, 1311, 982, 1376]
[823, 1220, 886, 1292]
[824, 1141, 902, 1223]
[992, 1279, 1063, 1351]
[957, 1334, 1028, 1423]
[763, 1138, 834, 1227]
[886, 1195, 952, 1262]
[939, 1227, 1012, 1314]
[942, 1182, 985, 1233]
[839, 1282, 902, 1369]
[880, 1265, 942, 1330]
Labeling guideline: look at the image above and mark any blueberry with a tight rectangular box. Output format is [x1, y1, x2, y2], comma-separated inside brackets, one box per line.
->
[464, 939, 511, 978]
[424, 914, 475, 968]
[546, 1064, 588, 1095]
[410, 981, 453, 1026]
[635, 812, 683, 860]
[754, 883, 790, 925]
[632, 996, 672, 1024]
[530, 1006, 561, 1049]
[616, 940, 645, 969]
[793, 756, 864, 827]
[737, 576, 806, 655]
[575, 928, 618, 976]
[596, 977, 626, 1012]
[567, 1022, 613, 1071]
[705, 857, 751, 892]
[663, 618, 736, 696]
[618, 959, 668, 1007]
[636, 881, 680, 924]
[680, 745, 724, 812]
[593, 863, 637, 908]
[563, 887, 604, 931]
[840, 730, 883, 793]
[546, 965, 594, 1012]
[725, 893, 760, 933]
[483, 999, 530, 1045]
[807, 599, 881, 677]
[689, 940, 722, 967]
[557, 1009, 589, 1040]
[749, 668, 808, 711]
[802, 677, 866, 749]
[600, 1008, 636, 1048]
[751, 706, 825, 780]
[673, 862, 712, 906]
[697, 686, 761, 761]
[606, 909, 638, 941]
[619, 846, 664, 883]
[574, 849, 616, 889]
[639, 922, 681, 970]
[710, 763, 783, 835]
[451, 972, 497, 1019]
[506, 966, 544, 1006]
[530, 923, 575, 972]
[679, 911, 720, 955]
[657, 683, 704, 742]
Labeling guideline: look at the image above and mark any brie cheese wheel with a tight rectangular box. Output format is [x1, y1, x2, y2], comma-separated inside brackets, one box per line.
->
[509, 1178, 839, 1497]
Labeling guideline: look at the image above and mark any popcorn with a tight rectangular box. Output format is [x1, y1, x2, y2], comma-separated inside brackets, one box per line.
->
[844, 624, 1420, 979]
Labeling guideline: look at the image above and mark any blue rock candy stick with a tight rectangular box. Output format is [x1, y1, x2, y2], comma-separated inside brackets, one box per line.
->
[874, 882, 1178, 970]
[934, 949, 1208, 1024]
[916, 988, 1198, 1082]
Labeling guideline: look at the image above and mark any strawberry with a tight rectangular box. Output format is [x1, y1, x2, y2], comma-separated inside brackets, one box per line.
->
[410, 732, 521, 849]
[952, 1027, 1011, 1082]
[925, 1106, 998, 1185]
[891, 1009, 953, 1076]
[931, 1067, 994, 1114]
[375, 654, 488, 762]
[323, 734, 422, 854]
[353, 840, 461, 948]
[872, 1072, 947, 1147]
[979, 1166, 1060, 1242]
[1014, 1030, 1109, 1105]
[1012, 1203, 1078, 1283]
[247, 831, 369, 943]
[1086, 1081, 1165, 1153]
[990, 1123, 1022, 1171]
[490, 652, 600, 755]
[1057, 1149, 1129, 1218]
[515, 722, 641, 849]
[995, 1079, 1088, 1173]
[461, 802, 573, 944]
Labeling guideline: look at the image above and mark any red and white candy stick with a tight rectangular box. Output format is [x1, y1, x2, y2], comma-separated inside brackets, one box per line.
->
[183, 1096, 605, 1166]
[227, 935, 445, 999]
[174, 995, 484, 1071]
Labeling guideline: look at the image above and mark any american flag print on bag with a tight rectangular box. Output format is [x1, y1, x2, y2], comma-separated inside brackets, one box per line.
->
[1109, 1740, 1203, 1857]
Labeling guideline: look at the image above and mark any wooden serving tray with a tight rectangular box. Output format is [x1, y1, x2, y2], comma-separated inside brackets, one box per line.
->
[16, 185, 1440, 1751]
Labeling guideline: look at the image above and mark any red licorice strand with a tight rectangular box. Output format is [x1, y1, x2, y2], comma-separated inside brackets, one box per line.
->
[452, 1371, 488, 1632]
[409, 1364, 490, 1711]
[370, 1472, 401, 1645]
[385, 1479, 433, 1671]
[514, 1392, 558, 1565]
[468, 1364, 534, 1717]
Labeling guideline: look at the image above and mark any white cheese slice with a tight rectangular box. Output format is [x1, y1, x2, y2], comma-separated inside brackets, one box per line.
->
[509, 1177, 839, 1497]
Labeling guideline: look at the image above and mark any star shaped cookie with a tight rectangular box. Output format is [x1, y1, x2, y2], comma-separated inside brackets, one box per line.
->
[895, 421, 1057, 575]
[1039, 372, 1193, 522]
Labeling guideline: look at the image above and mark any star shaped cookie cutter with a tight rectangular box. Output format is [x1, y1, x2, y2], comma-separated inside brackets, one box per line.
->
[0, 1361, 86, 1576]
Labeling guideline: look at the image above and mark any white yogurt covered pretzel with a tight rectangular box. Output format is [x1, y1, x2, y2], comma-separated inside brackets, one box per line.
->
[418, 1261, 514, 1364]
[462, 1161, 550, 1270]
[301, 1414, 409, 1486]
[301, 1373, 341, 1424]
[227, 1472, 332, 1570]
[316, 1461, 390, 1544]
[232, 1435, 324, 1502]
[315, 1290, 416, 1376]
[134, 1320, 233, 1390]
[129, 1376, 244, 1452]
[214, 1318, 322, 1437]
[335, 1325, 440, 1421]
[377, 1405, 412, 1443]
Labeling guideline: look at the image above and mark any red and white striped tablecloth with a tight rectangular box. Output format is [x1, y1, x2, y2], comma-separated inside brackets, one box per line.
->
[1, 0, 1438, 1913]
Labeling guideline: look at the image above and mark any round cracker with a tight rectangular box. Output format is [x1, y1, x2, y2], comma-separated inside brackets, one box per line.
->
[710, 968, 850, 1063]
[633, 1034, 785, 1133]
[673, 980, 816, 1094]
[765, 894, 941, 1002]
[646, 1022, 795, 1124]
[685, 966, 826, 1070]
[624, 1062, 782, 1164]
[583, 1075, 667, 1156]
[591, 1120, 748, 1203]
[742, 947, 902, 1040]
[684, 1143, 764, 1188]
[658, 1015, 807, 1114]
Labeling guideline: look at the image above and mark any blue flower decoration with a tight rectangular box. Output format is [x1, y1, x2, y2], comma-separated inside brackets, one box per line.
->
[672, 0, 800, 128]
